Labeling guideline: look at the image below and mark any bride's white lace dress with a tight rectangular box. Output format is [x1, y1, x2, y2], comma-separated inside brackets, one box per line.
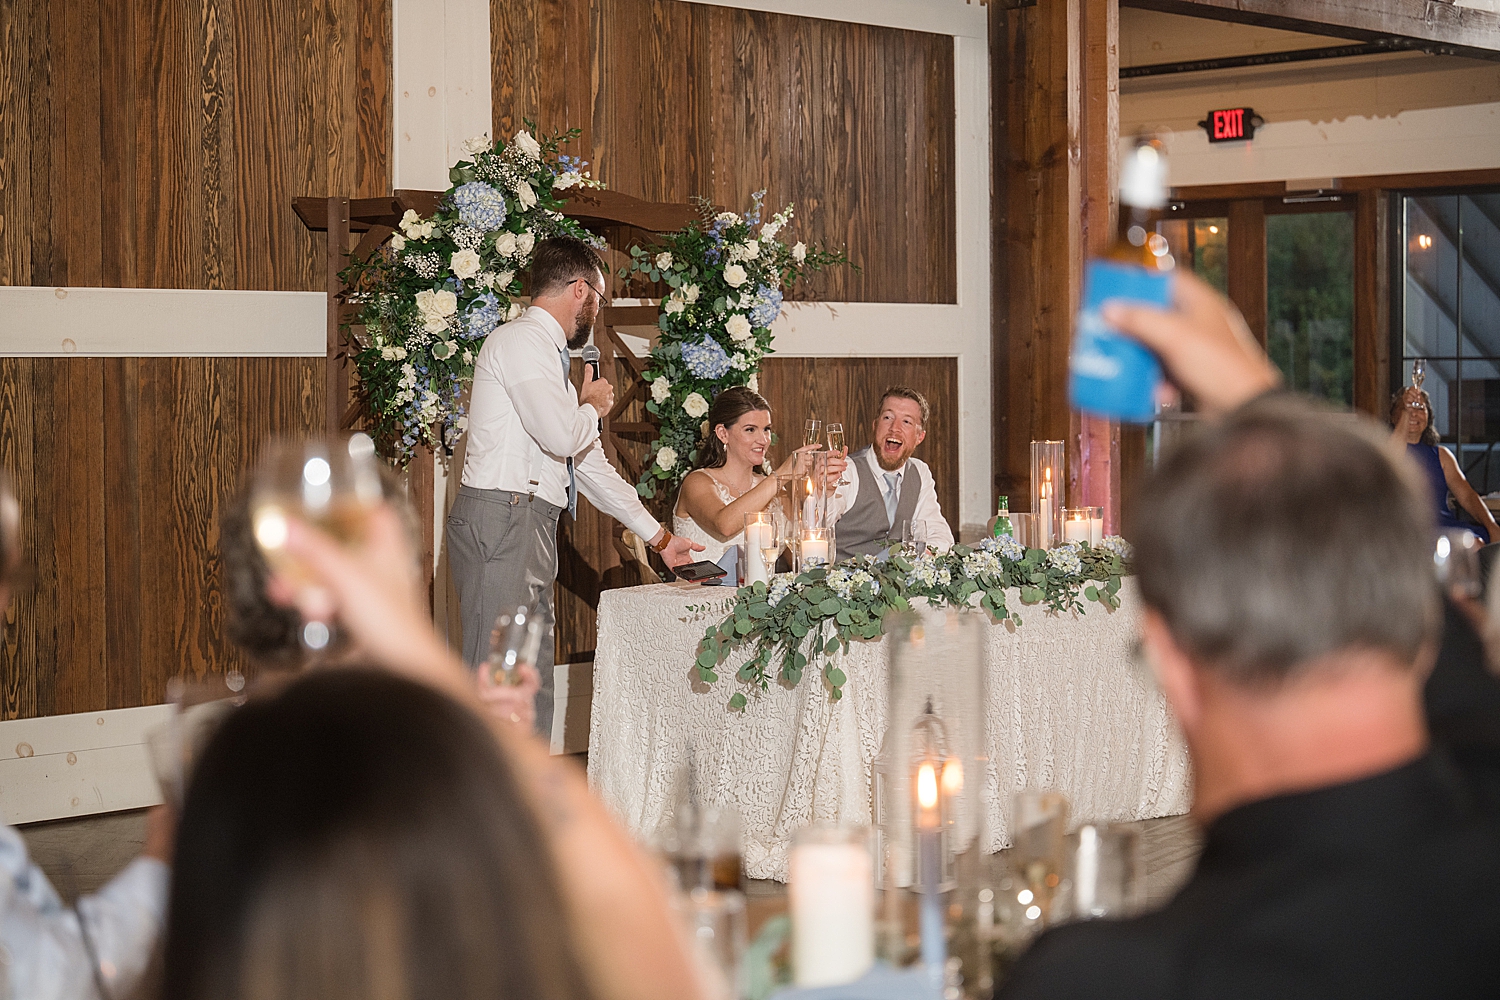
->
[672, 472, 763, 564]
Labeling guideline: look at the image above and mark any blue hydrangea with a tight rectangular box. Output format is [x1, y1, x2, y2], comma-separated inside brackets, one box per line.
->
[451, 181, 508, 231]
[1097, 535, 1134, 561]
[681, 337, 733, 379]
[464, 292, 502, 339]
[749, 286, 783, 329]
[1048, 543, 1083, 576]
[976, 534, 1026, 561]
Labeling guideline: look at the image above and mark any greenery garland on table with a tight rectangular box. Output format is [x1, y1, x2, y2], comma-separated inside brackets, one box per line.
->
[693, 535, 1134, 709]
[338, 124, 604, 466]
[627, 193, 852, 499]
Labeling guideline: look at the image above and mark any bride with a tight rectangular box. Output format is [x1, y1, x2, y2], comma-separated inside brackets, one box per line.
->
[673, 387, 819, 563]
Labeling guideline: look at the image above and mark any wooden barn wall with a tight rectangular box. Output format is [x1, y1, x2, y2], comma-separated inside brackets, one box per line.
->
[553, 354, 960, 664]
[0, 1, 389, 719]
[493, 0, 957, 304]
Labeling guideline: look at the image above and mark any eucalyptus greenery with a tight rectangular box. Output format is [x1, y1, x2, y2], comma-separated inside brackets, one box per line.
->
[693, 535, 1133, 708]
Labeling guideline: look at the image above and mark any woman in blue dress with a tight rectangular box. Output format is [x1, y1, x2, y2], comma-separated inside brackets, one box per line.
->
[1391, 387, 1500, 543]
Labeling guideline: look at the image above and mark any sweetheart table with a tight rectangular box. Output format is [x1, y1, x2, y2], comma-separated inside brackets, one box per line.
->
[586, 579, 1192, 882]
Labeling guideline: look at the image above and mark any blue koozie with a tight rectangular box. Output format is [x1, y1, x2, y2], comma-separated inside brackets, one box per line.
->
[1070, 260, 1173, 423]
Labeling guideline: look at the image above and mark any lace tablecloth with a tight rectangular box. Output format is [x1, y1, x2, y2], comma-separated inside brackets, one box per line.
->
[587, 580, 1191, 881]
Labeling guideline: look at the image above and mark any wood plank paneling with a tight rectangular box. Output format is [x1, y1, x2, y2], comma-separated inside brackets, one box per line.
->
[0, 0, 391, 291]
[0, 359, 325, 720]
[491, 0, 957, 304]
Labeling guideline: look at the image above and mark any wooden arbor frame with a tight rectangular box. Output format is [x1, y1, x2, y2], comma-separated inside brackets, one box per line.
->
[293, 187, 697, 601]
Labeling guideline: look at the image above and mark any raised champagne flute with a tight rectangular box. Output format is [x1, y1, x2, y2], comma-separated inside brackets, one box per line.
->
[1412, 357, 1427, 390]
[250, 433, 384, 651]
[826, 422, 845, 456]
[804, 419, 824, 450]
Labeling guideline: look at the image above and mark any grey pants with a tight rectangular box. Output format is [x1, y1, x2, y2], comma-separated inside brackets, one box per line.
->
[445, 485, 561, 737]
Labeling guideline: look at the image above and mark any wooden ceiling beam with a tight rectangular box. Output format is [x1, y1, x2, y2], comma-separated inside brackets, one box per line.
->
[1122, 0, 1500, 58]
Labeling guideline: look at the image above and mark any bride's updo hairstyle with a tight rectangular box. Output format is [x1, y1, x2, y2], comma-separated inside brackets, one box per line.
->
[697, 386, 772, 469]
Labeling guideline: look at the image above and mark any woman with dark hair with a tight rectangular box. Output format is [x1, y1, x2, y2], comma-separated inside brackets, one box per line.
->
[672, 386, 824, 563]
[162, 668, 596, 1000]
[1392, 385, 1500, 542]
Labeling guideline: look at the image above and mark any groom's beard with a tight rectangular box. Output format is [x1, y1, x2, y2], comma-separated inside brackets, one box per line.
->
[567, 297, 597, 350]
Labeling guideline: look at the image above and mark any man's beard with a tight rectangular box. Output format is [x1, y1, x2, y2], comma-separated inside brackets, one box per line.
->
[874, 446, 914, 472]
[567, 298, 597, 349]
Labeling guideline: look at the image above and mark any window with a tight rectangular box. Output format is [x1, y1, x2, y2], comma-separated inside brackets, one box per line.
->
[1397, 191, 1500, 493]
[1266, 212, 1354, 407]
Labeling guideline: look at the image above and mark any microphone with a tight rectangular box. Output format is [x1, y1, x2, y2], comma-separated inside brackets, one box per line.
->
[581, 344, 604, 434]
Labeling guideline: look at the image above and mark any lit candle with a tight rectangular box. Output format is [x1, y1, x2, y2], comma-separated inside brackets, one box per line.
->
[1038, 469, 1054, 550]
[1063, 512, 1089, 545]
[1075, 825, 1100, 918]
[790, 833, 875, 986]
[917, 760, 947, 985]
[744, 518, 773, 586]
[801, 533, 830, 567]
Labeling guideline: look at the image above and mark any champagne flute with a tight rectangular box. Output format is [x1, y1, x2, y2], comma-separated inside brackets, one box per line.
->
[803, 419, 823, 449]
[759, 520, 785, 578]
[826, 422, 845, 455]
[1412, 358, 1427, 390]
[250, 433, 384, 651]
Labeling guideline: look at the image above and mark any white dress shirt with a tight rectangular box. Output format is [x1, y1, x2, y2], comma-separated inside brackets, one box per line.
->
[462, 306, 661, 542]
[830, 449, 954, 551]
[0, 822, 168, 1000]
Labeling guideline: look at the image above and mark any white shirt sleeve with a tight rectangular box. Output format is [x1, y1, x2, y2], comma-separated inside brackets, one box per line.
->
[498, 330, 600, 461]
[914, 460, 955, 551]
[828, 457, 859, 525]
[0, 823, 168, 1000]
[573, 440, 662, 542]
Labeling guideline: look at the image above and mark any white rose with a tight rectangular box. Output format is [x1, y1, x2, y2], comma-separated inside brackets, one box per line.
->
[496, 270, 515, 289]
[739, 241, 760, 260]
[399, 209, 422, 236]
[715, 212, 741, 225]
[663, 298, 685, 316]
[724, 264, 748, 288]
[422, 313, 447, 334]
[463, 350, 474, 364]
[516, 232, 535, 256]
[683, 283, 700, 304]
[515, 180, 537, 210]
[748, 373, 759, 392]
[513, 129, 542, 160]
[461, 134, 490, 156]
[495, 231, 518, 257]
[389, 233, 406, 252]
[413, 288, 440, 316]
[450, 249, 482, 280]
[725, 314, 752, 342]
[792, 241, 807, 263]
[682, 392, 709, 418]
[651, 377, 671, 403]
[655, 252, 673, 270]
[656, 446, 678, 472]
[433, 289, 458, 316]
[505, 302, 523, 321]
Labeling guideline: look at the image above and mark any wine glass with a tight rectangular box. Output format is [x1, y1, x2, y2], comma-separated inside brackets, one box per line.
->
[804, 419, 824, 449]
[1412, 358, 1427, 390]
[758, 520, 786, 577]
[826, 422, 845, 455]
[250, 433, 384, 650]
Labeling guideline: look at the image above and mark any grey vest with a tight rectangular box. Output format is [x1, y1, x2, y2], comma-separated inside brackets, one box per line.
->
[835, 446, 921, 562]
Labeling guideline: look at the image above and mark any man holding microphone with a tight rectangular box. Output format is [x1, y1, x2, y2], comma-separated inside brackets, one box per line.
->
[447, 237, 702, 734]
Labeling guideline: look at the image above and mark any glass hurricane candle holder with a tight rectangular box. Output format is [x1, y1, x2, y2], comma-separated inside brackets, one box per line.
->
[1082, 505, 1103, 545]
[1029, 441, 1065, 550]
[744, 512, 774, 587]
[1062, 509, 1090, 545]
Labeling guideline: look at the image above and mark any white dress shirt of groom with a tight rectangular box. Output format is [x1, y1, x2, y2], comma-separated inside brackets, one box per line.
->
[828, 391, 954, 555]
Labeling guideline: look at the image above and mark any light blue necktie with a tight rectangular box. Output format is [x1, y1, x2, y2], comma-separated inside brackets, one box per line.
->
[883, 471, 901, 527]
[559, 348, 578, 517]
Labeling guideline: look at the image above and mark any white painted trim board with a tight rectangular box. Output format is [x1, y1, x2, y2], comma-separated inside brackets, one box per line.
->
[0, 705, 169, 826]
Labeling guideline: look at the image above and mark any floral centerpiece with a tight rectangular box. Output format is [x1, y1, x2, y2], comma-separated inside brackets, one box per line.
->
[628, 193, 851, 499]
[338, 123, 603, 465]
[694, 536, 1132, 708]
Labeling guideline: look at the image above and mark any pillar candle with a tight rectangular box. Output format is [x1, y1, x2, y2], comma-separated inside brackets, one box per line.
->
[1063, 516, 1090, 544]
[790, 839, 874, 986]
[1088, 518, 1104, 546]
[744, 520, 773, 586]
[801, 536, 830, 567]
[916, 761, 947, 987]
[1038, 470, 1054, 550]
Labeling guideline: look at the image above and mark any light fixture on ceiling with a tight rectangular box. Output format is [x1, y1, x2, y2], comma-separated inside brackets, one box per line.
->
[1417, 234, 1434, 250]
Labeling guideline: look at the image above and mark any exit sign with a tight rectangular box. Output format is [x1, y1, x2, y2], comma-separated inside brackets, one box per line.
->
[1198, 107, 1262, 143]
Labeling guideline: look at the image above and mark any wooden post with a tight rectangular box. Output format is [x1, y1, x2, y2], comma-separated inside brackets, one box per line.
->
[1353, 189, 1390, 416]
[325, 196, 351, 437]
[1227, 199, 1268, 347]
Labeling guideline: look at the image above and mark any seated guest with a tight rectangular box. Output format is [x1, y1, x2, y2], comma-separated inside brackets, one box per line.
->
[163, 668, 599, 1000]
[673, 386, 827, 563]
[240, 498, 705, 1000]
[219, 477, 539, 730]
[0, 474, 173, 1000]
[1391, 385, 1499, 543]
[829, 386, 953, 561]
[998, 398, 1500, 998]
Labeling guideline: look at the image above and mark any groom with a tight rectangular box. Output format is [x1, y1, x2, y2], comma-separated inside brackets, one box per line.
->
[829, 386, 954, 561]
